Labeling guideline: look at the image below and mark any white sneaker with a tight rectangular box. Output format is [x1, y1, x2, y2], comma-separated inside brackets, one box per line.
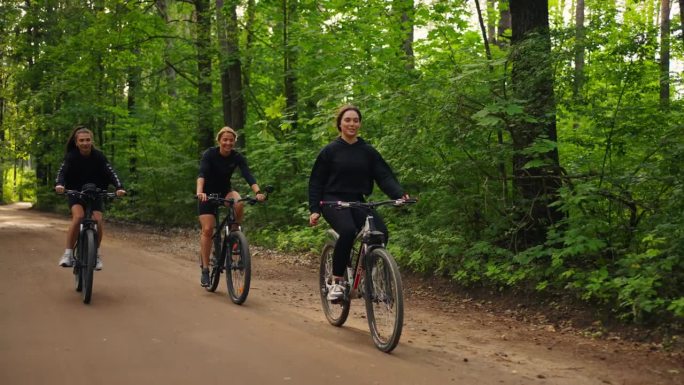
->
[58, 253, 74, 267]
[327, 283, 345, 301]
[95, 256, 103, 271]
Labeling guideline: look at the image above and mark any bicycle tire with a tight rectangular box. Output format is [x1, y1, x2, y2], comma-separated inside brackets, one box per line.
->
[225, 231, 251, 304]
[319, 242, 350, 327]
[81, 229, 97, 304]
[73, 240, 83, 292]
[206, 238, 225, 292]
[364, 247, 404, 353]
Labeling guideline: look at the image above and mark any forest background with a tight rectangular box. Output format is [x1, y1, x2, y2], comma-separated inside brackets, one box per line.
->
[1, 0, 683, 333]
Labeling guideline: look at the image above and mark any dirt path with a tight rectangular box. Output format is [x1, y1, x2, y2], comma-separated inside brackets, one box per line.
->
[0, 203, 681, 385]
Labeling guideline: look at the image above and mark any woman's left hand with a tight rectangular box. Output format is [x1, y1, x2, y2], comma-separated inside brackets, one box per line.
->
[256, 193, 266, 202]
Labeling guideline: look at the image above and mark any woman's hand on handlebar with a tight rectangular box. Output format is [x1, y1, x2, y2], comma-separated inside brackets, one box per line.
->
[55, 185, 65, 194]
[115, 189, 126, 197]
[196, 192, 207, 202]
[309, 212, 321, 226]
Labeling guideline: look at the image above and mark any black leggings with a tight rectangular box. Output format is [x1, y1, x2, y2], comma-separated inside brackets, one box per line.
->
[322, 204, 388, 277]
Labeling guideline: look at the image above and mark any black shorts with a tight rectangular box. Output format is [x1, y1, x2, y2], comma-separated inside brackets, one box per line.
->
[68, 195, 105, 212]
[197, 200, 219, 216]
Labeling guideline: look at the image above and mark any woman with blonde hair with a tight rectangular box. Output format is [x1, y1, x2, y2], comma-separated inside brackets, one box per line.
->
[196, 126, 266, 287]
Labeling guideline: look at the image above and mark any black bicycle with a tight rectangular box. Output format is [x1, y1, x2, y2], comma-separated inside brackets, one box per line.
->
[62, 183, 118, 304]
[200, 187, 271, 304]
[318, 198, 416, 353]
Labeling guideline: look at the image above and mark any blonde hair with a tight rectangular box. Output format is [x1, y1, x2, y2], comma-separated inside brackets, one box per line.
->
[216, 126, 238, 142]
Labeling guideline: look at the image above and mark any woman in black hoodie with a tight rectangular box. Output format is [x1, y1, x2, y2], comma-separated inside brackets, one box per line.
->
[55, 125, 126, 270]
[308, 105, 410, 301]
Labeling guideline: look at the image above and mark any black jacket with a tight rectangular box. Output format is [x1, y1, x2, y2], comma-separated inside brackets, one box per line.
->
[308, 137, 403, 213]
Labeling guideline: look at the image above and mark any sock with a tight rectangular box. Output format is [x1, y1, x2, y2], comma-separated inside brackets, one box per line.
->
[65, 249, 73, 257]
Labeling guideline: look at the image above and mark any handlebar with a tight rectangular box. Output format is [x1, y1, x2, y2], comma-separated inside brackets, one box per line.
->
[61, 187, 119, 200]
[196, 193, 266, 206]
[65, 190, 117, 199]
[320, 198, 417, 210]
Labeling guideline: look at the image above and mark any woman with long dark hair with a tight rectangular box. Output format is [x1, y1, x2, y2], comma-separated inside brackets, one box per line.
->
[55, 125, 126, 270]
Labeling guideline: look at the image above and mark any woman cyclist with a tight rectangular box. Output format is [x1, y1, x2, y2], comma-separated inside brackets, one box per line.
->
[196, 126, 266, 287]
[55, 125, 126, 270]
[308, 105, 410, 301]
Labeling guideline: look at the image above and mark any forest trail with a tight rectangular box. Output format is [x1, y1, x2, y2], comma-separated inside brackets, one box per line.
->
[0, 203, 681, 385]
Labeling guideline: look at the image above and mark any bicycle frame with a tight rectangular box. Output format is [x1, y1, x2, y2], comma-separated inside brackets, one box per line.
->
[66, 187, 115, 259]
[323, 199, 413, 300]
[63, 183, 117, 304]
[205, 195, 252, 259]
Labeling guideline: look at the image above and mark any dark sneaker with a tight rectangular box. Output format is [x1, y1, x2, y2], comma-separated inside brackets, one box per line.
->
[200, 268, 210, 287]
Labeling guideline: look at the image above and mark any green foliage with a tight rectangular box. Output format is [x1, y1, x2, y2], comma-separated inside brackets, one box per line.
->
[2, 0, 683, 327]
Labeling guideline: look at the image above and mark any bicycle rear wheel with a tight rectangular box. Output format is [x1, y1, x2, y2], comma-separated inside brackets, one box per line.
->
[81, 229, 97, 304]
[319, 242, 350, 326]
[225, 231, 251, 304]
[364, 247, 404, 352]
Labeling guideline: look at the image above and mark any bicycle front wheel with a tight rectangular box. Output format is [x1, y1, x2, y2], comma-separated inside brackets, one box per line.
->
[319, 242, 350, 327]
[225, 231, 251, 304]
[73, 243, 83, 292]
[364, 247, 404, 353]
[81, 229, 97, 304]
[206, 238, 224, 293]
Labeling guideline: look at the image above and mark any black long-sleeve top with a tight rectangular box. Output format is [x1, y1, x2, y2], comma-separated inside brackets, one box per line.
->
[308, 137, 404, 213]
[198, 147, 257, 196]
[55, 148, 124, 191]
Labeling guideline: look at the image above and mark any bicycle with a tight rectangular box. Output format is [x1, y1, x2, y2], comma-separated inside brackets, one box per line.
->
[318, 198, 416, 353]
[200, 187, 272, 304]
[62, 183, 119, 304]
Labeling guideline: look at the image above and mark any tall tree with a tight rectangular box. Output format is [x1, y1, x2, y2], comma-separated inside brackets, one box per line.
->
[217, 0, 246, 148]
[573, 0, 585, 99]
[394, 0, 415, 70]
[509, 0, 563, 247]
[195, 0, 214, 153]
[660, 0, 671, 109]
[283, 0, 298, 129]
[680, 0, 684, 47]
[487, 0, 497, 44]
[498, 0, 511, 45]
[156, 0, 178, 98]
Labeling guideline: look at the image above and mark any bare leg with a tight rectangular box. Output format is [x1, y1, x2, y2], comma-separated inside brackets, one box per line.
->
[67, 205, 85, 249]
[225, 191, 244, 226]
[199, 214, 215, 269]
[93, 211, 104, 247]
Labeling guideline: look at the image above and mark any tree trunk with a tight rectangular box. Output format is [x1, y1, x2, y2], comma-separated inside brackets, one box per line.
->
[660, 0, 671, 109]
[283, 0, 298, 130]
[509, 0, 563, 248]
[127, 45, 141, 186]
[195, 0, 214, 154]
[680, 0, 684, 47]
[0, 46, 5, 203]
[573, 0, 585, 99]
[217, 0, 246, 148]
[498, 0, 511, 46]
[0, 76, 4, 204]
[244, 0, 256, 90]
[393, 0, 415, 70]
[156, 0, 178, 98]
[488, 0, 497, 44]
